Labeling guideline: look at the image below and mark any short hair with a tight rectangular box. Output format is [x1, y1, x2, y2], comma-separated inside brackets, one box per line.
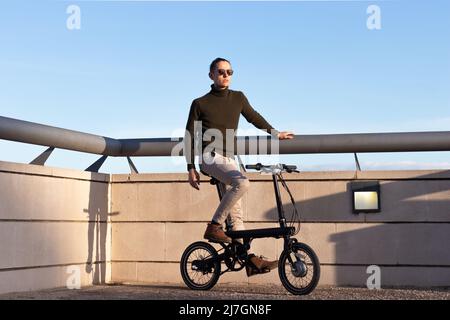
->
[209, 57, 231, 73]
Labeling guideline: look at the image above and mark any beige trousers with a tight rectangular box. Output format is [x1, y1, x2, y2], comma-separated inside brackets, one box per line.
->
[200, 151, 250, 231]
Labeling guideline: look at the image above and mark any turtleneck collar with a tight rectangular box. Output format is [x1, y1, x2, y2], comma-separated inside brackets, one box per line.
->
[210, 84, 229, 97]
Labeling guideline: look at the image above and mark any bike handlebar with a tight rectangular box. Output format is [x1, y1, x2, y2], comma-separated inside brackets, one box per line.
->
[245, 163, 262, 170]
[245, 163, 298, 173]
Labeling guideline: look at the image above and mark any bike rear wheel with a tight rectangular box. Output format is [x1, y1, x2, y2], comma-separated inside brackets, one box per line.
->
[180, 241, 221, 290]
[278, 242, 320, 295]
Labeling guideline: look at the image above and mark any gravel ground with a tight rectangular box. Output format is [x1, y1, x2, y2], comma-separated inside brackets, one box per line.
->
[1, 283, 449, 300]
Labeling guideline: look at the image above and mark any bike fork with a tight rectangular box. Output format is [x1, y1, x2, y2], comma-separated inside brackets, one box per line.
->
[283, 236, 297, 266]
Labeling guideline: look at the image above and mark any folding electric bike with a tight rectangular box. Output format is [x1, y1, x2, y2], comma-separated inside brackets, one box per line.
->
[180, 163, 320, 295]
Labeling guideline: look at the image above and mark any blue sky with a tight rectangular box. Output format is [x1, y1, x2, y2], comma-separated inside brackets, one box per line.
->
[0, 0, 449, 173]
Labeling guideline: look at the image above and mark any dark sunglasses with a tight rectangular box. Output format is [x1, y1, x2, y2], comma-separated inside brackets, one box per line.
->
[217, 69, 234, 76]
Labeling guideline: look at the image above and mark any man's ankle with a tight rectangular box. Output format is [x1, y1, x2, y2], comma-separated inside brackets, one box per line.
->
[210, 220, 221, 226]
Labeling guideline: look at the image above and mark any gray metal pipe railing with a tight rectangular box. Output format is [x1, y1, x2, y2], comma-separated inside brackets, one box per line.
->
[0, 116, 122, 156]
[1, 115, 450, 157]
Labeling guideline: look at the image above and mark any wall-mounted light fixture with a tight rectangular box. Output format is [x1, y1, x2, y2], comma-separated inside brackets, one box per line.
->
[350, 181, 381, 214]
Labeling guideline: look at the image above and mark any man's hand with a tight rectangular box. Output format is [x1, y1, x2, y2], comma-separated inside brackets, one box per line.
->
[277, 131, 295, 140]
[188, 169, 201, 190]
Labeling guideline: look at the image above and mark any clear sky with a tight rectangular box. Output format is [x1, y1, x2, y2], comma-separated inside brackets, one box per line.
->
[0, 0, 449, 173]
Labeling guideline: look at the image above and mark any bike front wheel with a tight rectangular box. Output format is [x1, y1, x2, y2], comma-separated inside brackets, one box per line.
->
[180, 241, 221, 290]
[278, 242, 320, 295]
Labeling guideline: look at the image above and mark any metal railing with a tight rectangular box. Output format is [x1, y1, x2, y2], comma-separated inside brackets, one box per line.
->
[1, 115, 450, 173]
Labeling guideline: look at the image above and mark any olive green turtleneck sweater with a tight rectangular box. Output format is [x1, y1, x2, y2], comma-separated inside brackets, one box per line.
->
[185, 85, 278, 171]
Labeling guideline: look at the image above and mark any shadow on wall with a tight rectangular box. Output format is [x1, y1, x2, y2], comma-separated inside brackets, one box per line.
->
[262, 170, 450, 222]
[84, 180, 110, 284]
[259, 170, 450, 287]
[328, 223, 450, 287]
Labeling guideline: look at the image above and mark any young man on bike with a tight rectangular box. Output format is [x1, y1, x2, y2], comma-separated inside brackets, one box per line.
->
[185, 57, 294, 275]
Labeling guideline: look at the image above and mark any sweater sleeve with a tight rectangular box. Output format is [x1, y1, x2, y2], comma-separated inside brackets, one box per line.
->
[184, 100, 201, 171]
[240, 92, 279, 137]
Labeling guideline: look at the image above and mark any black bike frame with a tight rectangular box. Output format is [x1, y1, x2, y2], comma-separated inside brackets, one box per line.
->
[272, 174, 288, 229]
[215, 173, 291, 234]
[211, 171, 298, 273]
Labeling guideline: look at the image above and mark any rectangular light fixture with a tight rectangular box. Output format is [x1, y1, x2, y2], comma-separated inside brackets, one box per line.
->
[350, 181, 381, 214]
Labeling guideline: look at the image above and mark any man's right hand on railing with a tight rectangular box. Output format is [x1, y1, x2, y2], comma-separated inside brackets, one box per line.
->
[188, 169, 201, 190]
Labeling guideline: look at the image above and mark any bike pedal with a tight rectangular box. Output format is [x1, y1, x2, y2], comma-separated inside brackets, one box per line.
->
[246, 266, 271, 277]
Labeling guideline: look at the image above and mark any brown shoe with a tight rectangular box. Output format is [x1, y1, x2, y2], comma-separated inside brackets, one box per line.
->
[246, 254, 278, 277]
[204, 223, 232, 243]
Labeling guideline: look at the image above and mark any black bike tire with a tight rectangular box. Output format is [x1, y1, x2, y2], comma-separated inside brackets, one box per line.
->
[278, 242, 320, 295]
[180, 241, 221, 290]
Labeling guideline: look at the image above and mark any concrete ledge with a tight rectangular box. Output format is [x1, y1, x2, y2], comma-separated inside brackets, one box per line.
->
[0, 160, 110, 183]
[1, 160, 450, 294]
[0, 161, 112, 294]
[0, 172, 110, 221]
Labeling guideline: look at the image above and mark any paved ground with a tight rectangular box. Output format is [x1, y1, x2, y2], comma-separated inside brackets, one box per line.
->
[1, 283, 449, 300]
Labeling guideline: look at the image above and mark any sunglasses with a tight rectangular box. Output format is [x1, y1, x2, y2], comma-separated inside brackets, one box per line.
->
[217, 69, 234, 76]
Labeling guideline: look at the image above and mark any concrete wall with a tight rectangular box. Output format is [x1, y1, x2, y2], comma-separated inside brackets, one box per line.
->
[110, 170, 450, 288]
[0, 161, 111, 294]
[1, 160, 450, 294]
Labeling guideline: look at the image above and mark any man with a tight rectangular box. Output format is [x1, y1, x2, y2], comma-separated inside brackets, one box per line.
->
[185, 57, 294, 275]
